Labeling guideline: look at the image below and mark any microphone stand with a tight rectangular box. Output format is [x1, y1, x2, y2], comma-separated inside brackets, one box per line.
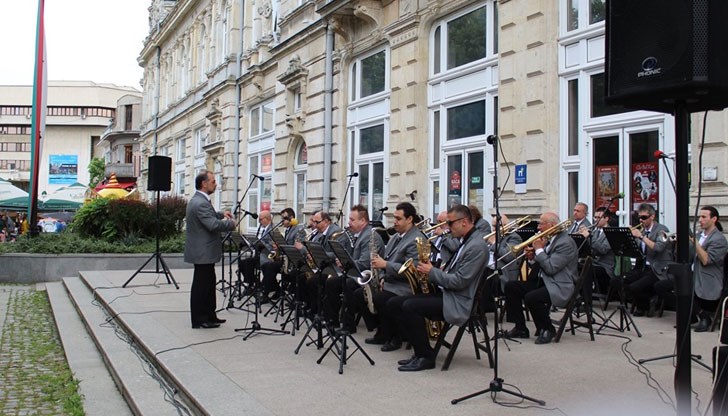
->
[658, 156, 677, 194]
[452, 134, 545, 407]
[337, 174, 356, 226]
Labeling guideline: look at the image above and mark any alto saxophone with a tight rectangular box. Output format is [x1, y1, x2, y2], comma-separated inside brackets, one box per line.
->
[399, 236, 442, 339]
[357, 231, 382, 314]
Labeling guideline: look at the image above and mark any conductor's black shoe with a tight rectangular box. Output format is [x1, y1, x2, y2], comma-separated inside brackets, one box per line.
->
[381, 340, 402, 352]
[398, 355, 417, 366]
[211, 317, 226, 324]
[192, 322, 221, 329]
[632, 309, 646, 317]
[398, 357, 436, 372]
[365, 333, 386, 345]
[694, 317, 712, 332]
[504, 327, 530, 339]
[535, 329, 554, 345]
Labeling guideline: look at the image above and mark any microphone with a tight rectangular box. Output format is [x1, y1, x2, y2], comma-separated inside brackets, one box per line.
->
[486, 135, 498, 145]
[347, 172, 359, 178]
[378, 207, 389, 213]
[252, 174, 265, 181]
[289, 218, 299, 226]
[609, 192, 625, 202]
[242, 209, 258, 219]
[654, 150, 674, 160]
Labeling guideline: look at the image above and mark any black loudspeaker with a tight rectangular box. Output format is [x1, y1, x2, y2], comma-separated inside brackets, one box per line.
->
[147, 156, 172, 191]
[605, 0, 728, 113]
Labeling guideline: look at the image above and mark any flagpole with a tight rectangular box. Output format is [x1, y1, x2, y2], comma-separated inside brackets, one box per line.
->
[28, 0, 46, 236]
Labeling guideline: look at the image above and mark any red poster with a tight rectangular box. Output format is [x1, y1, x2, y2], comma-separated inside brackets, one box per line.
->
[632, 162, 658, 210]
[450, 170, 461, 191]
[595, 165, 619, 211]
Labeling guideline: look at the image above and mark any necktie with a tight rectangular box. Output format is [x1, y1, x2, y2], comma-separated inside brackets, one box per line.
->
[570, 221, 579, 233]
[284, 227, 290, 240]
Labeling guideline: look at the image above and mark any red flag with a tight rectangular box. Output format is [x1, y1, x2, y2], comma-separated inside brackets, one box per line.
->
[28, 0, 47, 235]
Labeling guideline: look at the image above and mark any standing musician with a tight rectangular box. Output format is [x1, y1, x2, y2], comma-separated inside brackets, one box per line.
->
[324, 205, 385, 332]
[360, 202, 420, 351]
[184, 170, 236, 329]
[503, 212, 578, 344]
[260, 208, 306, 302]
[580, 207, 616, 295]
[692, 206, 727, 331]
[615, 203, 672, 317]
[389, 204, 488, 371]
[239, 210, 275, 296]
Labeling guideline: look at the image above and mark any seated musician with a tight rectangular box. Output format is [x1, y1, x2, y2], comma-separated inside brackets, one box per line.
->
[300, 211, 343, 315]
[469, 204, 492, 235]
[260, 208, 306, 302]
[324, 205, 385, 332]
[358, 202, 420, 351]
[579, 207, 616, 296]
[612, 203, 672, 317]
[485, 214, 524, 292]
[239, 210, 275, 296]
[428, 210, 457, 268]
[692, 206, 727, 331]
[389, 204, 487, 371]
[503, 212, 578, 345]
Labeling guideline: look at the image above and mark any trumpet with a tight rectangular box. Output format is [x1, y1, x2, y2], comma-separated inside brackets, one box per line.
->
[657, 231, 677, 243]
[422, 221, 447, 234]
[483, 216, 532, 241]
[415, 217, 431, 228]
[428, 229, 451, 242]
[510, 219, 573, 255]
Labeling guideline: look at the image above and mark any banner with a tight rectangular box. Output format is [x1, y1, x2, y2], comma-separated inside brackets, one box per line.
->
[28, 0, 47, 231]
[49, 155, 78, 185]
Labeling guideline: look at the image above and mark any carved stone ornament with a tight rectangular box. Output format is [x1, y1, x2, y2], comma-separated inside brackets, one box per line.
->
[258, 1, 272, 18]
[277, 54, 309, 85]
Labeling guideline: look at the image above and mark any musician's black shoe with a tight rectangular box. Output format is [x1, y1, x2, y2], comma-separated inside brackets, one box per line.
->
[381, 339, 402, 352]
[504, 327, 530, 339]
[260, 295, 271, 304]
[365, 332, 386, 345]
[192, 322, 221, 329]
[535, 329, 554, 345]
[398, 357, 436, 372]
[211, 317, 226, 324]
[694, 317, 712, 332]
[398, 355, 417, 366]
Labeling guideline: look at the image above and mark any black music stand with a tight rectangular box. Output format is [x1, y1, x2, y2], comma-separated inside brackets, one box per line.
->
[317, 239, 375, 374]
[570, 233, 591, 259]
[294, 242, 336, 354]
[263, 230, 292, 321]
[220, 233, 247, 309]
[277, 244, 313, 335]
[596, 227, 642, 337]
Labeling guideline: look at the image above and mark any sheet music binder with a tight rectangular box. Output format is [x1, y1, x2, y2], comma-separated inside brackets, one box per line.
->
[303, 241, 340, 277]
[603, 227, 644, 259]
[329, 239, 361, 276]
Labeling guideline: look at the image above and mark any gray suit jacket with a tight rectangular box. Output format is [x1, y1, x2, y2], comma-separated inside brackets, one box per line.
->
[283, 224, 306, 245]
[348, 225, 385, 276]
[569, 218, 591, 233]
[641, 223, 673, 279]
[382, 226, 420, 296]
[535, 231, 578, 307]
[490, 231, 523, 290]
[693, 230, 728, 300]
[475, 217, 492, 234]
[429, 228, 488, 325]
[183, 192, 236, 265]
[590, 227, 615, 278]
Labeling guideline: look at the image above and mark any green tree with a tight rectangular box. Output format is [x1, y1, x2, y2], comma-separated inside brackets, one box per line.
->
[88, 157, 105, 188]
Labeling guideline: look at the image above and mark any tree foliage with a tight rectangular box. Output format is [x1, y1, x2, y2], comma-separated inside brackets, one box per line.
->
[88, 157, 106, 188]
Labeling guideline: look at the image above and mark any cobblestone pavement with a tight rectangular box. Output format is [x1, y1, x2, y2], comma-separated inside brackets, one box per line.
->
[0, 285, 82, 416]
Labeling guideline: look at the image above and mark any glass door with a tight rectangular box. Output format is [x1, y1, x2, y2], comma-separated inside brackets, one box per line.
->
[444, 149, 485, 213]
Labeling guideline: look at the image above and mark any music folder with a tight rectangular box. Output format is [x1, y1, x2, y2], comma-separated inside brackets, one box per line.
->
[303, 241, 341, 277]
[329, 239, 361, 276]
[603, 227, 644, 259]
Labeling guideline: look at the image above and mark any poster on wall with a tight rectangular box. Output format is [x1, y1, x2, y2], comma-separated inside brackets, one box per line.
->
[49, 155, 78, 185]
[631, 162, 658, 211]
[595, 165, 619, 211]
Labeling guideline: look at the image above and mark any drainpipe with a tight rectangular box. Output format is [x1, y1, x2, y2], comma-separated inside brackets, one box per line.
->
[322, 22, 334, 212]
[233, 0, 245, 210]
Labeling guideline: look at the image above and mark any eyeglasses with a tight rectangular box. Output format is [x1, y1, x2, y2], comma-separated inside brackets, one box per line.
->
[638, 215, 651, 220]
[312, 220, 322, 224]
[281, 216, 291, 221]
[447, 217, 466, 227]
[593, 216, 603, 221]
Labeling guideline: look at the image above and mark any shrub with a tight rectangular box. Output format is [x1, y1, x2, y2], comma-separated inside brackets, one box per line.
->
[152, 195, 187, 238]
[0, 232, 185, 254]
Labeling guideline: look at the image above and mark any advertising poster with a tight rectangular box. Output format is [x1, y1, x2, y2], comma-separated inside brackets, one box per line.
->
[595, 165, 619, 210]
[49, 155, 78, 185]
[632, 161, 658, 210]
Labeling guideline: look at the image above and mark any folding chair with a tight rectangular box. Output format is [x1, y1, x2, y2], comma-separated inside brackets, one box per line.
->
[553, 257, 596, 342]
[710, 254, 728, 332]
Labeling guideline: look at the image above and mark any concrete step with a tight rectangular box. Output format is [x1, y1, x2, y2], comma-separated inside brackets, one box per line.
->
[60, 276, 190, 416]
[45, 281, 133, 416]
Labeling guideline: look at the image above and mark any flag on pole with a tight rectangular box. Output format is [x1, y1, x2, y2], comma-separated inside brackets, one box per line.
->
[28, 0, 47, 235]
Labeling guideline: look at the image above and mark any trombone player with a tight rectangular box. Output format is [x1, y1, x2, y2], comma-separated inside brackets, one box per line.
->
[503, 212, 578, 345]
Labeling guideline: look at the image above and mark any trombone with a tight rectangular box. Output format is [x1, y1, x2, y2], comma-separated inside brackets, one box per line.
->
[422, 221, 447, 234]
[483, 216, 532, 241]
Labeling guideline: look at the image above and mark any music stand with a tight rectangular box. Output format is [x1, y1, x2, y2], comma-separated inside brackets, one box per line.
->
[263, 230, 292, 320]
[570, 233, 591, 259]
[220, 232, 247, 309]
[294, 241, 336, 354]
[596, 227, 642, 337]
[277, 244, 313, 335]
[317, 239, 375, 374]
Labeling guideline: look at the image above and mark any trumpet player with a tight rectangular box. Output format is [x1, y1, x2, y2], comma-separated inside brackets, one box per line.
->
[614, 203, 672, 317]
[691, 206, 727, 332]
[503, 212, 578, 345]
[580, 207, 616, 295]
[239, 210, 275, 296]
[260, 208, 306, 302]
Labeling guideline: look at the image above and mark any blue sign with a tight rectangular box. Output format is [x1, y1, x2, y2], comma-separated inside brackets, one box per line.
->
[515, 164, 527, 184]
[49, 154, 78, 185]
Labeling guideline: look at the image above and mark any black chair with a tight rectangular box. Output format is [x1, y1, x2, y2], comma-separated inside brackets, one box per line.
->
[710, 253, 728, 332]
[432, 271, 494, 371]
[552, 257, 596, 343]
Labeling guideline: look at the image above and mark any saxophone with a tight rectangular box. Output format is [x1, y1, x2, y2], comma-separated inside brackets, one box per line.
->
[357, 230, 382, 314]
[399, 236, 442, 339]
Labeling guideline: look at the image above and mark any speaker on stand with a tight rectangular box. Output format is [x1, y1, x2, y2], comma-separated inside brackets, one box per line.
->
[123, 156, 178, 288]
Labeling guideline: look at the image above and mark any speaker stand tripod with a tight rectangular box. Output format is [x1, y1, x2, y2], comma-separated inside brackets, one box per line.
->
[123, 190, 178, 289]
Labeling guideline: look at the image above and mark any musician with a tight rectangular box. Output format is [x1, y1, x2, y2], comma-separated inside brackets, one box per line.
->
[615, 203, 672, 317]
[469, 204, 492, 234]
[362, 202, 420, 351]
[429, 210, 458, 267]
[184, 170, 235, 329]
[260, 208, 306, 302]
[324, 205, 385, 332]
[580, 207, 616, 295]
[692, 206, 727, 331]
[485, 213, 524, 292]
[569, 202, 592, 233]
[389, 204, 488, 371]
[503, 212, 578, 344]
[239, 210, 275, 296]
[302, 211, 343, 315]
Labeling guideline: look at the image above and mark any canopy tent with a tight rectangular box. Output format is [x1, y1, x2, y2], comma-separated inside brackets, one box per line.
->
[50, 182, 90, 204]
[0, 177, 28, 201]
[0, 196, 81, 211]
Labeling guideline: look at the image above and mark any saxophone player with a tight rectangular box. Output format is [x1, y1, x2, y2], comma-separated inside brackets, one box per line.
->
[260, 208, 306, 302]
[324, 205, 384, 332]
[390, 204, 488, 371]
[363, 202, 420, 351]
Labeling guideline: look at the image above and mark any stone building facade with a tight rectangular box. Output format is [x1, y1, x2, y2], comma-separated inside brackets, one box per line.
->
[138, 0, 728, 232]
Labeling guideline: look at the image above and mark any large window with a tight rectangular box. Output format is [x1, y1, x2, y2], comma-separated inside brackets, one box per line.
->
[294, 143, 307, 222]
[447, 100, 486, 141]
[432, 4, 497, 75]
[350, 49, 388, 101]
[250, 101, 274, 138]
[565, 0, 605, 33]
